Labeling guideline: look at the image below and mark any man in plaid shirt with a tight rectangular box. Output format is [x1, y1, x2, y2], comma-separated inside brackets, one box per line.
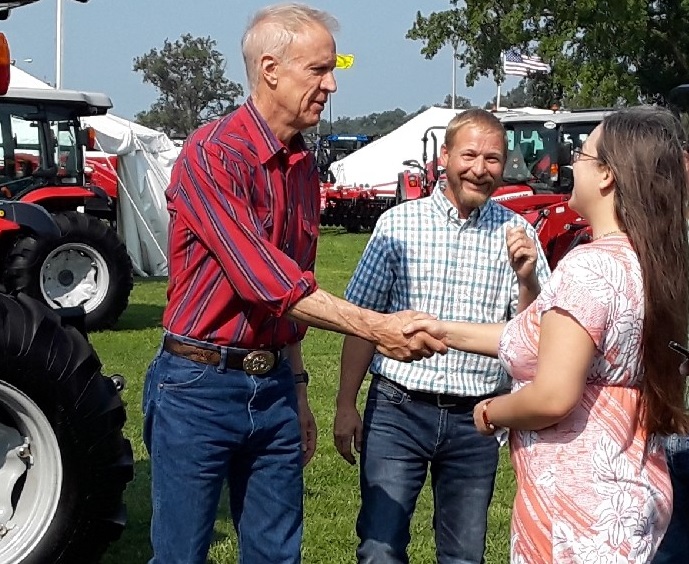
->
[334, 109, 550, 563]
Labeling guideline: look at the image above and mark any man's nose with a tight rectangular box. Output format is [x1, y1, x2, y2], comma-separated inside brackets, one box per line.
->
[322, 71, 337, 93]
[471, 155, 486, 175]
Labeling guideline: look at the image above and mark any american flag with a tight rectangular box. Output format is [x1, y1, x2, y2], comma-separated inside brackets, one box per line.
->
[502, 49, 551, 77]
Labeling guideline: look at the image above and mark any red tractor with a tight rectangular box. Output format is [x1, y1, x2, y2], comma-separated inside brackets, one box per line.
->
[0, 79, 133, 331]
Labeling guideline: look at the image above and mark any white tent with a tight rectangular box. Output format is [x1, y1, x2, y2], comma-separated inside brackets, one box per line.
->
[8, 65, 177, 276]
[84, 114, 178, 277]
[329, 105, 555, 189]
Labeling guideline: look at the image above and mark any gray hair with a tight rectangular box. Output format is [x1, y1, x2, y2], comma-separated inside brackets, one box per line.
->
[242, 3, 339, 92]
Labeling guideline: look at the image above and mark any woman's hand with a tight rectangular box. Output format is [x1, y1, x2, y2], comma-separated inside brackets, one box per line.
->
[401, 319, 449, 342]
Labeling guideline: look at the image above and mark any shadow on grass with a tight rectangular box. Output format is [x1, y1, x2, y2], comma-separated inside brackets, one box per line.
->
[113, 303, 165, 331]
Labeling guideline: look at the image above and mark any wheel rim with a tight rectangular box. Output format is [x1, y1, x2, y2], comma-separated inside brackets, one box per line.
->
[0, 382, 62, 563]
[39, 242, 110, 313]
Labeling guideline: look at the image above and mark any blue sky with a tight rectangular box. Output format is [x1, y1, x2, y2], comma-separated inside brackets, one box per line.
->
[2, 0, 521, 121]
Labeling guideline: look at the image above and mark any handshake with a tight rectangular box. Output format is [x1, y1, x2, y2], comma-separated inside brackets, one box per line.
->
[373, 310, 450, 362]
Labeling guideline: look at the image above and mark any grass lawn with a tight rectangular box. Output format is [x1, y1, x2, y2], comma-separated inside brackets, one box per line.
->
[97, 228, 515, 564]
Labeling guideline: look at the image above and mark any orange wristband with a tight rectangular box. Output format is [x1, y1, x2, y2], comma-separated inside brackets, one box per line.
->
[482, 399, 496, 433]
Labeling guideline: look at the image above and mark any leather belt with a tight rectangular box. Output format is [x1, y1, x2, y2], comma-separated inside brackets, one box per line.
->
[163, 336, 282, 375]
[376, 375, 493, 411]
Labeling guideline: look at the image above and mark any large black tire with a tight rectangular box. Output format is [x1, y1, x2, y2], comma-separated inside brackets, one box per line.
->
[0, 292, 133, 564]
[4, 211, 134, 331]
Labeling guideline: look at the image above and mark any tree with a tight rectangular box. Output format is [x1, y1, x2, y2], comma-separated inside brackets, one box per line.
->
[133, 34, 244, 136]
[484, 76, 562, 109]
[406, 1, 689, 108]
[439, 94, 473, 109]
[307, 108, 418, 138]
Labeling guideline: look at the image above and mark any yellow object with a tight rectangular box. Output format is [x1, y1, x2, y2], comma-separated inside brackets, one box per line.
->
[335, 54, 354, 69]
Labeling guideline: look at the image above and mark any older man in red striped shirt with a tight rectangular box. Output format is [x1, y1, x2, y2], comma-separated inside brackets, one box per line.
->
[141, 4, 447, 564]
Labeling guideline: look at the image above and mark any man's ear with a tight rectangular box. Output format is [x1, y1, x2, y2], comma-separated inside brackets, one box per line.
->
[440, 144, 449, 168]
[260, 54, 280, 87]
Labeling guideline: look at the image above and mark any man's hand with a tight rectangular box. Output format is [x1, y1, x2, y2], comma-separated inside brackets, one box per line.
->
[375, 310, 448, 362]
[333, 404, 363, 465]
[507, 226, 538, 285]
[296, 386, 317, 466]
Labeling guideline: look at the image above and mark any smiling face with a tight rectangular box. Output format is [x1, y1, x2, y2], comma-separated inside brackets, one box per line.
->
[440, 124, 506, 217]
[272, 23, 337, 132]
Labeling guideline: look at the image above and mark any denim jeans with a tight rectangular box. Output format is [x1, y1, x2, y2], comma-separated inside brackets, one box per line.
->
[142, 338, 303, 564]
[356, 376, 499, 564]
[654, 434, 689, 563]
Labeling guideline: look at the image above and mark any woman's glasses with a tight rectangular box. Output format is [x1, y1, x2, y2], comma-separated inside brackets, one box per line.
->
[572, 147, 601, 163]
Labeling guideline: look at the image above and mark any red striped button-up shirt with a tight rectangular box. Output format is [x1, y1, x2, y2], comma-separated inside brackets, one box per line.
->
[163, 98, 320, 348]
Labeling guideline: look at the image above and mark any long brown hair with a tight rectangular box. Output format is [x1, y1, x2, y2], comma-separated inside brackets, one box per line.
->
[597, 106, 689, 436]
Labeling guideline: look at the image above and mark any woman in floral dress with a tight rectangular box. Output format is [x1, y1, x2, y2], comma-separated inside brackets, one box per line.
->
[403, 107, 689, 562]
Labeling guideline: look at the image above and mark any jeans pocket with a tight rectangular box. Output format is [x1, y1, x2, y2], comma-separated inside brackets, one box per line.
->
[159, 351, 214, 389]
[369, 378, 407, 406]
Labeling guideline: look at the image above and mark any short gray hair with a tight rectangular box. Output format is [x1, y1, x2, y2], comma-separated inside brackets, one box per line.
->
[242, 3, 339, 92]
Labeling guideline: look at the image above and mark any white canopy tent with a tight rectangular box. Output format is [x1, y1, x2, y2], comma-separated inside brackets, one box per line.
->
[8, 65, 178, 276]
[329, 105, 555, 189]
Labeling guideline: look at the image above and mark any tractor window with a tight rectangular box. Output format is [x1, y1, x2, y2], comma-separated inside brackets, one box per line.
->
[561, 122, 599, 150]
[503, 123, 557, 189]
[51, 120, 79, 179]
[10, 114, 40, 180]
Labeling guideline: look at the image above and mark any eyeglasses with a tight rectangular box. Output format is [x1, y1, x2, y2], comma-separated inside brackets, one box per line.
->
[572, 147, 601, 163]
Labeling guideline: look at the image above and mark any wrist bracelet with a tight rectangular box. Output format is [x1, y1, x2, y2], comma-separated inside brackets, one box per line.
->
[293, 371, 309, 386]
[482, 399, 496, 433]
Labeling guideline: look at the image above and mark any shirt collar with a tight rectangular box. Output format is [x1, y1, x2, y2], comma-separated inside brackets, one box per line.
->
[429, 185, 493, 226]
[241, 97, 308, 165]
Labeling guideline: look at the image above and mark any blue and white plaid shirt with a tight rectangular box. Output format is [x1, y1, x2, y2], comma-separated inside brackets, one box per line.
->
[345, 187, 551, 396]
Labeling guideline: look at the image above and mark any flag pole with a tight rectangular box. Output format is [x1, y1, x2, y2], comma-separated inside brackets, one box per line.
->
[496, 51, 503, 110]
[451, 40, 458, 110]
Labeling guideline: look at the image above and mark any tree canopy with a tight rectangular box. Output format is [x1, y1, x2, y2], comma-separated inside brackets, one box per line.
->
[407, 0, 689, 108]
[133, 34, 244, 136]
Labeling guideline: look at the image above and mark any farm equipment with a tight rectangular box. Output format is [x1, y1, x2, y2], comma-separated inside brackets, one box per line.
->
[315, 133, 372, 183]
[0, 10, 133, 563]
[316, 133, 395, 232]
[0, 83, 133, 331]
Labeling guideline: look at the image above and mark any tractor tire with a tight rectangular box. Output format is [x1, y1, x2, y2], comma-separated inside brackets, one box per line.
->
[4, 211, 134, 331]
[0, 292, 133, 564]
[345, 218, 361, 233]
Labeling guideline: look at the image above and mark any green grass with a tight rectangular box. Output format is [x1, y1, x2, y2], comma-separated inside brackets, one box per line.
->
[97, 228, 515, 564]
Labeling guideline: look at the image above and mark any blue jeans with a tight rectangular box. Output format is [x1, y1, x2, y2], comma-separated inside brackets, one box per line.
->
[142, 337, 303, 564]
[356, 376, 499, 564]
[654, 434, 689, 563]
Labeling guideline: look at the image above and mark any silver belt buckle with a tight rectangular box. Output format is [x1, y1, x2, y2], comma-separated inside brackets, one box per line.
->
[242, 350, 276, 375]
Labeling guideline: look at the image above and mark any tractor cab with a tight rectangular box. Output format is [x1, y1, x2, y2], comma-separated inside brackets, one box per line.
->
[315, 133, 372, 182]
[500, 110, 611, 194]
[0, 88, 109, 198]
